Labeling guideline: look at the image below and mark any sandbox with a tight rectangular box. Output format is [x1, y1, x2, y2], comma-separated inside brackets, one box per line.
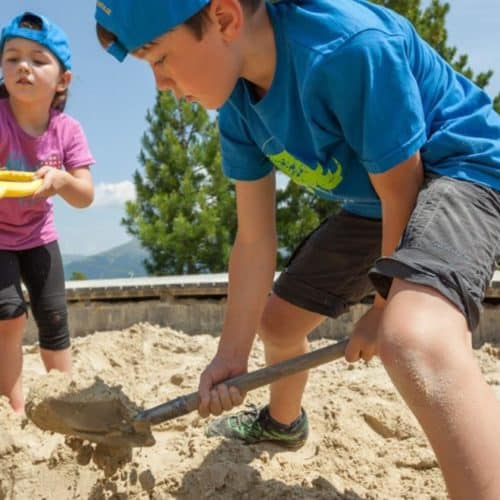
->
[1, 323, 499, 499]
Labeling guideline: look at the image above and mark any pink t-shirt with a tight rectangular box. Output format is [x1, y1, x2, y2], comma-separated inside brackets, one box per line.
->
[0, 99, 94, 250]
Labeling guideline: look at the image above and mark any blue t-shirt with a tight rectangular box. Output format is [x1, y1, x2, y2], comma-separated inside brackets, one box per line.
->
[219, 0, 500, 218]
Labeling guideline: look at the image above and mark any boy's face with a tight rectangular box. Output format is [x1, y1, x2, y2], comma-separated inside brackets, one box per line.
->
[135, 20, 242, 110]
[1, 37, 71, 107]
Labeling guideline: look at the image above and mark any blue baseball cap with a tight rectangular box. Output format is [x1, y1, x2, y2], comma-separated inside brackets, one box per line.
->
[0, 12, 72, 70]
[95, 0, 210, 62]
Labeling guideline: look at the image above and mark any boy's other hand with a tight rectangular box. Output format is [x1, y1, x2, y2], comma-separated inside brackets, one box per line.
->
[198, 354, 247, 418]
[345, 304, 384, 362]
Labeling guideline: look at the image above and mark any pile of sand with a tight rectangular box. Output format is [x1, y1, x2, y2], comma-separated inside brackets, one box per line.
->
[1, 322, 499, 499]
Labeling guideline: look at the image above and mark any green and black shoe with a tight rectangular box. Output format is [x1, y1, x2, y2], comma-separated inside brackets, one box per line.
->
[205, 405, 309, 450]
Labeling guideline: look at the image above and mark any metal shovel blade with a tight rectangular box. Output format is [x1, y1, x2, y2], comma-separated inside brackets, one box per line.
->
[26, 379, 156, 448]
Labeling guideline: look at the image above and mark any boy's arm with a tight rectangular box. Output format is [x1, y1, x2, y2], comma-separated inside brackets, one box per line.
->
[198, 171, 277, 417]
[221, 171, 277, 357]
[369, 151, 424, 306]
[345, 152, 423, 362]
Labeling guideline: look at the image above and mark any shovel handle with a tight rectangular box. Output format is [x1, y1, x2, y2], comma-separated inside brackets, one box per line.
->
[135, 338, 349, 426]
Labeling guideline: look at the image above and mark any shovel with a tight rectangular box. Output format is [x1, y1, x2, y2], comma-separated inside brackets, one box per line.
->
[28, 338, 349, 448]
[132, 337, 349, 442]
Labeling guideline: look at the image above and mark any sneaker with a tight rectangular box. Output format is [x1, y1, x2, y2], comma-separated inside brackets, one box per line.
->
[205, 405, 309, 450]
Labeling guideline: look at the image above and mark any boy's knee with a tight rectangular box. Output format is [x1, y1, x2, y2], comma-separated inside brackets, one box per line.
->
[258, 311, 280, 344]
[378, 283, 471, 373]
[377, 318, 440, 373]
[258, 309, 291, 347]
[377, 313, 477, 410]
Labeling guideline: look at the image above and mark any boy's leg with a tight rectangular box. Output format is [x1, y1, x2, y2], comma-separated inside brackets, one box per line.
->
[20, 241, 71, 375]
[380, 279, 500, 500]
[206, 295, 326, 448]
[370, 175, 500, 499]
[0, 316, 26, 413]
[263, 210, 381, 425]
[259, 294, 324, 425]
[207, 210, 381, 445]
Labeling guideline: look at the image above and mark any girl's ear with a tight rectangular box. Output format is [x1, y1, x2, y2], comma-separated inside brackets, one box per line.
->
[56, 70, 72, 92]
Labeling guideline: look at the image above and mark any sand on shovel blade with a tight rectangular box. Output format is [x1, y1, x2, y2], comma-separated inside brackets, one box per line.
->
[25, 371, 155, 448]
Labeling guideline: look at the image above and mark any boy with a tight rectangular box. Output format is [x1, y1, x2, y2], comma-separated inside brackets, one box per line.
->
[95, 1, 500, 498]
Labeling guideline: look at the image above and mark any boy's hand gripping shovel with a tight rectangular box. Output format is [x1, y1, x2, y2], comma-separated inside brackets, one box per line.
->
[134, 338, 349, 431]
[134, 338, 349, 447]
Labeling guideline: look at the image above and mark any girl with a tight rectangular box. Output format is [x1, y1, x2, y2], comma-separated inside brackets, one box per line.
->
[0, 12, 94, 413]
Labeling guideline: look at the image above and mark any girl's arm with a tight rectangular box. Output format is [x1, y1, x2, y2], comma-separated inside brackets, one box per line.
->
[34, 166, 94, 208]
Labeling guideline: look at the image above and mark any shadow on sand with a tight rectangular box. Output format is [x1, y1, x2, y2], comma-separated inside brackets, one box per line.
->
[171, 440, 366, 500]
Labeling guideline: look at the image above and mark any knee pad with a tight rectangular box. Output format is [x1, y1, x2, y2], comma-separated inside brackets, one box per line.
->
[34, 306, 70, 350]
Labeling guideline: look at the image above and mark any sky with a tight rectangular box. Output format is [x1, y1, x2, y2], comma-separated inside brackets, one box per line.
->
[1, 0, 499, 255]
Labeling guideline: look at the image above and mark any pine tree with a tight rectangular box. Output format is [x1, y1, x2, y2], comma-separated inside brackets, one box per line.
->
[122, 92, 236, 275]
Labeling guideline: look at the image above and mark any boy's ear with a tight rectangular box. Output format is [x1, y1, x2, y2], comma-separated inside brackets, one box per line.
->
[210, 0, 244, 41]
[57, 70, 72, 92]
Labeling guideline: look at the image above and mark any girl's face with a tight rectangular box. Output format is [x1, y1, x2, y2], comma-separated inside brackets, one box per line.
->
[1, 37, 70, 107]
[136, 22, 242, 110]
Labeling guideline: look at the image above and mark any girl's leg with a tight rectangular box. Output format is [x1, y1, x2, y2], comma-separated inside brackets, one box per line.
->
[0, 249, 27, 413]
[379, 278, 500, 500]
[21, 242, 72, 377]
[0, 316, 26, 413]
[40, 346, 71, 374]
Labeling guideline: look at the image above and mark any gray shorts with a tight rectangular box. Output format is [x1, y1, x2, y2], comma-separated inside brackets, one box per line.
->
[273, 175, 500, 331]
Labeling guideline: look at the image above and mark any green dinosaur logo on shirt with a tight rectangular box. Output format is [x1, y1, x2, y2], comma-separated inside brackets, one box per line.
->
[268, 151, 343, 191]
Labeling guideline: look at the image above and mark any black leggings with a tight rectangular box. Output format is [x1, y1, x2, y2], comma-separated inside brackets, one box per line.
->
[0, 241, 70, 350]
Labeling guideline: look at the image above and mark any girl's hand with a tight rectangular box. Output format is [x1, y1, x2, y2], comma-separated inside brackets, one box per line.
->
[33, 166, 69, 198]
[345, 302, 385, 362]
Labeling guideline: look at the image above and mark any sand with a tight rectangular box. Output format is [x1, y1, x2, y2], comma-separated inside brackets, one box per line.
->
[1, 322, 499, 499]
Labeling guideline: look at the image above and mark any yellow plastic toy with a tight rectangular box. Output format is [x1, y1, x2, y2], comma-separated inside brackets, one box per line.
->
[0, 170, 43, 198]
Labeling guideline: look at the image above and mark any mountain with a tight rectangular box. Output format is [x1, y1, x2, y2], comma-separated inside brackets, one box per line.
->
[62, 253, 86, 265]
[64, 239, 148, 279]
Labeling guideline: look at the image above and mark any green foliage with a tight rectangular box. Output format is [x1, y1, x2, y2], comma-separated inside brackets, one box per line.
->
[70, 271, 87, 281]
[123, 92, 236, 275]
